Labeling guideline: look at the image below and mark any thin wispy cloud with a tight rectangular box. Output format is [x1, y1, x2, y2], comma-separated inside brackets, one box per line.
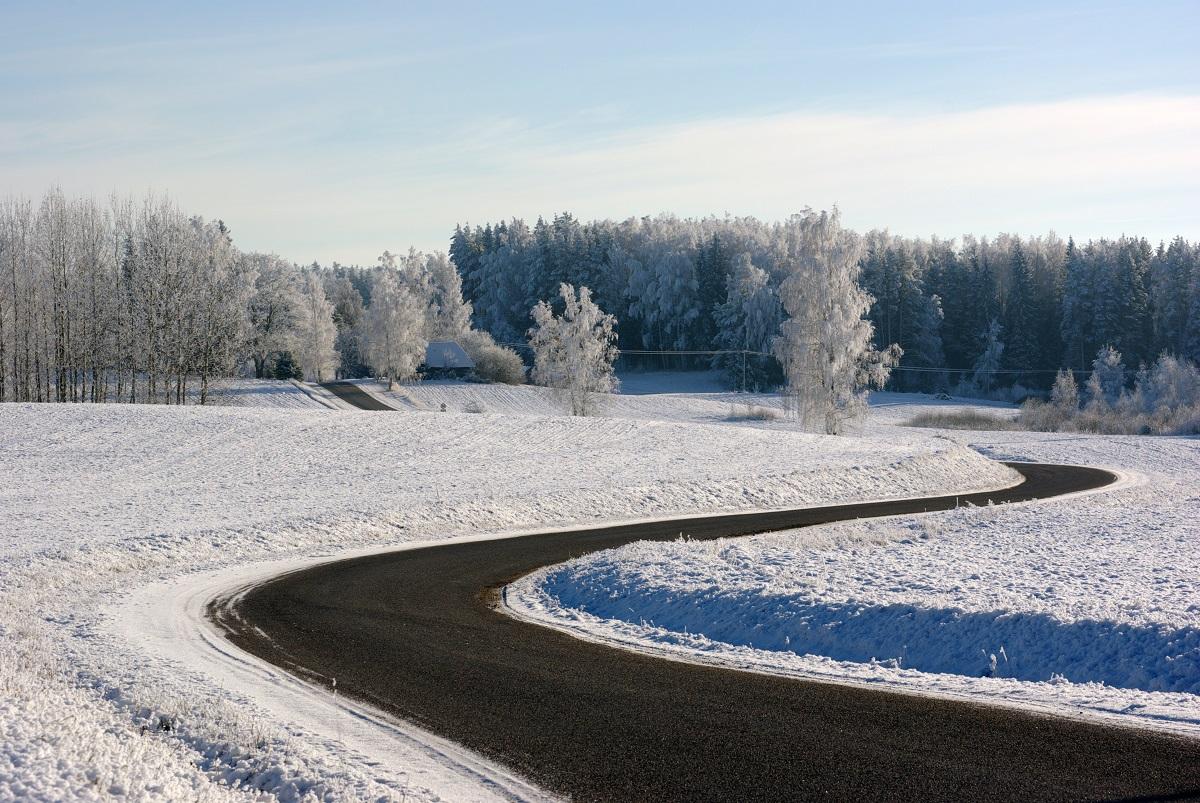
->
[2, 2, 1197, 261]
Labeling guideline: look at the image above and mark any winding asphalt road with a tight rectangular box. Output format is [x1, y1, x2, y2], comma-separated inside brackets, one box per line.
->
[212, 391, 1200, 801]
[319, 380, 399, 410]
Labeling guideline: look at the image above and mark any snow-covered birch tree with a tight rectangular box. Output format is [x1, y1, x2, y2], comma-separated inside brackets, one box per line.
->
[772, 211, 900, 435]
[528, 283, 618, 416]
[363, 269, 427, 388]
[245, 254, 303, 379]
[294, 270, 340, 382]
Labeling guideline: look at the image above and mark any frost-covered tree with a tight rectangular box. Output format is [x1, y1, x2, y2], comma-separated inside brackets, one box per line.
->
[294, 271, 340, 382]
[1088, 345, 1126, 405]
[626, 249, 699, 350]
[424, 251, 473, 340]
[245, 254, 303, 379]
[1025, 353, 1199, 435]
[363, 269, 427, 388]
[323, 271, 367, 378]
[1188, 284, 1200, 364]
[1139, 353, 1200, 413]
[772, 211, 900, 435]
[1050, 368, 1079, 412]
[694, 234, 733, 347]
[528, 283, 618, 416]
[712, 253, 782, 390]
[902, 293, 946, 392]
[970, 319, 1004, 395]
[858, 237, 945, 389]
[1060, 237, 1093, 372]
[191, 218, 253, 403]
[1001, 243, 1038, 382]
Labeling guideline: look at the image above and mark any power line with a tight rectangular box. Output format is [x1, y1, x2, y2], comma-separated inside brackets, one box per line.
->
[498, 343, 1086, 376]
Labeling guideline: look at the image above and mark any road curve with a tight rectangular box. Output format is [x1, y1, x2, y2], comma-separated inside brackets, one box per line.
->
[210, 461, 1200, 802]
[319, 380, 399, 410]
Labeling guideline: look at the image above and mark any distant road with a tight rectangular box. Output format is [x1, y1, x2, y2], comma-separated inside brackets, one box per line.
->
[318, 380, 398, 411]
[210, 461, 1200, 802]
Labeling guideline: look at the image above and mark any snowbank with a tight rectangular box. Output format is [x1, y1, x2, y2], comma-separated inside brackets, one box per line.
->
[508, 398, 1200, 734]
[0, 400, 1012, 801]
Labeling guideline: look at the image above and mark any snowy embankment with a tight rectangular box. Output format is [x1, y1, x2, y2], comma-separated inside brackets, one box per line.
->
[207, 378, 329, 409]
[508, 400, 1200, 736]
[363, 374, 790, 426]
[0, 395, 1011, 801]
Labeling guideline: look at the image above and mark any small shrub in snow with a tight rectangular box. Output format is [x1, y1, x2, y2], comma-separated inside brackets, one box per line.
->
[1089, 345, 1126, 405]
[471, 343, 526, 385]
[1050, 369, 1079, 413]
[726, 404, 782, 421]
[1020, 351, 1200, 435]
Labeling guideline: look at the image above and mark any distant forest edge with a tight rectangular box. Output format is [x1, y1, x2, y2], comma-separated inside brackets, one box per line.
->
[447, 213, 1199, 394]
[1, 189, 1197, 403]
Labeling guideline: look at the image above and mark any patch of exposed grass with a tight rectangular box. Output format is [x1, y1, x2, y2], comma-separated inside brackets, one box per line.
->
[905, 409, 1023, 431]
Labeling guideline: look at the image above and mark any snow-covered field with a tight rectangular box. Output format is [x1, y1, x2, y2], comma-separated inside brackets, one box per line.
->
[0, 378, 1017, 801]
[509, 399, 1200, 736]
[366, 374, 791, 426]
[206, 378, 333, 409]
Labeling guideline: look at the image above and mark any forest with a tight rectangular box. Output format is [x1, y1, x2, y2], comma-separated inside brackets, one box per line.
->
[449, 213, 1200, 395]
[1, 188, 1198, 405]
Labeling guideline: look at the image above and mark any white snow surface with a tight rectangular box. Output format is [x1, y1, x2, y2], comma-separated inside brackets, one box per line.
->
[366, 376, 789, 426]
[0, 387, 1014, 802]
[508, 398, 1200, 736]
[207, 378, 331, 409]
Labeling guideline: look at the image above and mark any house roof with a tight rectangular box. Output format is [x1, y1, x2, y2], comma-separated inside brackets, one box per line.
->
[424, 340, 475, 369]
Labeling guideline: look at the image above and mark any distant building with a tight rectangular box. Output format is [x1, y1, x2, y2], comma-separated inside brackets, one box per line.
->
[422, 340, 475, 377]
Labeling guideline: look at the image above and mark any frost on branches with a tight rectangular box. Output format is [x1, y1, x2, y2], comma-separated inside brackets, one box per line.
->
[363, 268, 427, 389]
[773, 210, 900, 435]
[295, 271, 340, 382]
[528, 283, 619, 416]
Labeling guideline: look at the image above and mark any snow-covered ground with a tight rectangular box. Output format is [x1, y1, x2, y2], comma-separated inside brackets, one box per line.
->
[206, 378, 332, 409]
[509, 397, 1200, 736]
[365, 375, 794, 427]
[0, 381, 1016, 801]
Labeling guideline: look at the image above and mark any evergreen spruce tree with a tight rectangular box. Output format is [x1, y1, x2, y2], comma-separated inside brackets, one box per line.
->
[712, 253, 782, 390]
[1001, 243, 1038, 385]
[1186, 261, 1200, 363]
[971, 320, 1004, 396]
[695, 234, 732, 348]
[271, 351, 304, 380]
[1151, 237, 1192, 355]
[1060, 237, 1093, 371]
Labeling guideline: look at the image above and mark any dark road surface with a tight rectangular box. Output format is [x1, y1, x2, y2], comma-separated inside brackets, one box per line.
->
[211, 458, 1200, 802]
[319, 380, 398, 410]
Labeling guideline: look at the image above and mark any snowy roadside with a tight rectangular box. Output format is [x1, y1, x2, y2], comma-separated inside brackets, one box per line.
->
[0, 396, 1014, 801]
[506, 401, 1200, 737]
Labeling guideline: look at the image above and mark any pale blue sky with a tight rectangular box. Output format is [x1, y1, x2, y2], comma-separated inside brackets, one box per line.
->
[2, 1, 1197, 263]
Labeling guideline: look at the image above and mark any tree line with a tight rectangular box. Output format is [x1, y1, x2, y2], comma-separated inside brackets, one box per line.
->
[0, 189, 520, 404]
[451, 213, 1200, 394]
[3, 187, 1196, 407]
[0, 191, 258, 404]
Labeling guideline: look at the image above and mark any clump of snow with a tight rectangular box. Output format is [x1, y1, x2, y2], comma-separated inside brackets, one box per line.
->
[508, 397, 1200, 734]
[0, 397, 1012, 801]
